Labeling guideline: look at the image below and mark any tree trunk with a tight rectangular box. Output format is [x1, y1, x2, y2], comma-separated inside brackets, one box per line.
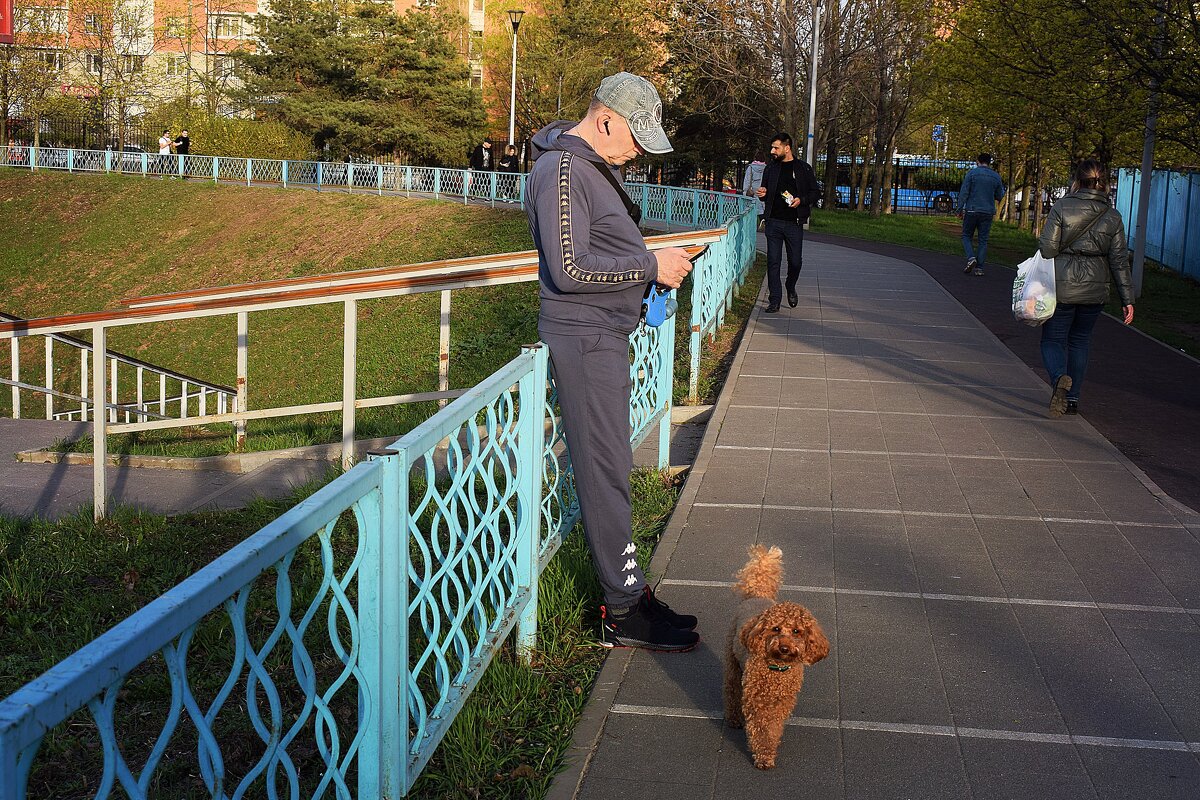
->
[882, 145, 896, 215]
[1002, 132, 1015, 222]
[1031, 145, 1044, 234]
[822, 121, 839, 209]
[780, 0, 799, 135]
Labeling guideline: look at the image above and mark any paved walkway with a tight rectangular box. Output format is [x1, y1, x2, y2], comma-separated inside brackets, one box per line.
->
[551, 239, 1200, 800]
[0, 420, 331, 519]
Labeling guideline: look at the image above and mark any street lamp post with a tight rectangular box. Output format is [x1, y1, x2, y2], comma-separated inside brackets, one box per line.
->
[507, 9, 525, 146]
[804, 0, 822, 166]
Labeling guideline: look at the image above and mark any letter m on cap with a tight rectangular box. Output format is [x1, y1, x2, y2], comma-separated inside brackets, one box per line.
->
[0, 0, 13, 44]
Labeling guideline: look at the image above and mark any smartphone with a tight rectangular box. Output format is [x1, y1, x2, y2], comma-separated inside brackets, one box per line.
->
[688, 244, 710, 262]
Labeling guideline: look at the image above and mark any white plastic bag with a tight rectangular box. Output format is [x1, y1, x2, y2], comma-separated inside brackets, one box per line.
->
[1012, 252, 1057, 326]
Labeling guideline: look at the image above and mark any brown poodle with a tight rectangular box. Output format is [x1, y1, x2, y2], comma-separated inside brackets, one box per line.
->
[724, 545, 829, 769]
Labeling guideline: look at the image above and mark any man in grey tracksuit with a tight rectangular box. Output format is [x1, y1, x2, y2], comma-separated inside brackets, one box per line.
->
[525, 72, 699, 651]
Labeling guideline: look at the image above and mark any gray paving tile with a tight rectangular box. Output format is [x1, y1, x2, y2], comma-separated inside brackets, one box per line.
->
[583, 713, 724, 786]
[765, 450, 831, 507]
[669, 505, 764, 582]
[841, 729, 971, 799]
[959, 737, 1098, 800]
[577, 776, 706, 800]
[1077, 745, 1200, 800]
[714, 725, 842, 797]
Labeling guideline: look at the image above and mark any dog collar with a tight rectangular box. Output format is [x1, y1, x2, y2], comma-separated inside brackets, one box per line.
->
[767, 664, 792, 672]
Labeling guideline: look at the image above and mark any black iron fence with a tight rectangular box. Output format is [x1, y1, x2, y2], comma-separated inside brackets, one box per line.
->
[4, 115, 155, 152]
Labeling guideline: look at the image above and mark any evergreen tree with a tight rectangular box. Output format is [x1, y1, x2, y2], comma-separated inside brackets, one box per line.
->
[243, 0, 487, 164]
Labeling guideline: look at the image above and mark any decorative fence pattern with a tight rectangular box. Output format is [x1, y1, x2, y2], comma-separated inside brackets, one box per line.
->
[1115, 168, 1200, 280]
[0, 147, 758, 798]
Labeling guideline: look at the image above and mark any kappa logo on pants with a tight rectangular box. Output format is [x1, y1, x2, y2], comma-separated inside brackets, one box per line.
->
[624, 575, 638, 587]
[622, 542, 636, 556]
[623, 559, 637, 571]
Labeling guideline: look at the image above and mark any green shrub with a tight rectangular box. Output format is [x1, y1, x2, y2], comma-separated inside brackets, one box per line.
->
[145, 107, 314, 160]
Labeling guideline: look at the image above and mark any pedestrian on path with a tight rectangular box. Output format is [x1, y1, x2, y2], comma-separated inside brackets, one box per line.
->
[157, 129, 173, 179]
[498, 143, 520, 201]
[955, 153, 1007, 276]
[742, 152, 767, 230]
[756, 133, 820, 312]
[173, 128, 189, 179]
[1037, 158, 1135, 417]
[525, 72, 699, 652]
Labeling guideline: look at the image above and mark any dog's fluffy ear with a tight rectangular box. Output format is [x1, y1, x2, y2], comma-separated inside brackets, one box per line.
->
[739, 617, 767, 652]
[802, 614, 830, 665]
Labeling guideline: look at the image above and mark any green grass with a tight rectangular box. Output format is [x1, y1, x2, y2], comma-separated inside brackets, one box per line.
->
[0, 468, 681, 798]
[0, 170, 540, 456]
[810, 208, 1200, 356]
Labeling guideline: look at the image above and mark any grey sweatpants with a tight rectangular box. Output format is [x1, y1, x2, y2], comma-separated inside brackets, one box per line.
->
[540, 327, 646, 609]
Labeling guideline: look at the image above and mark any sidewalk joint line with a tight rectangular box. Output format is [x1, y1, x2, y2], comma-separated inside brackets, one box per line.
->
[712, 444, 1119, 466]
[691, 501, 1186, 529]
[608, 705, 1200, 752]
[658, 579, 1199, 615]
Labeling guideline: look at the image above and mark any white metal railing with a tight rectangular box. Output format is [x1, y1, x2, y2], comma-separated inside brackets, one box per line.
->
[1, 312, 235, 425]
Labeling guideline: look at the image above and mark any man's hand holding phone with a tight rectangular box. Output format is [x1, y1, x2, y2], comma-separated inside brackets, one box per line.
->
[654, 247, 694, 289]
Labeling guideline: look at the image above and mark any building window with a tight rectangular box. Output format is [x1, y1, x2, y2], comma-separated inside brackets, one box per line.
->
[470, 65, 483, 90]
[164, 16, 186, 37]
[165, 54, 189, 76]
[472, 0, 484, 11]
[83, 13, 101, 34]
[212, 55, 237, 79]
[209, 14, 244, 40]
[122, 54, 144, 74]
[34, 49, 65, 71]
[86, 53, 103, 74]
[17, 7, 68, 35]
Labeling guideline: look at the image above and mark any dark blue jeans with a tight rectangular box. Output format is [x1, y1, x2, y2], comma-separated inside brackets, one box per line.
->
[765, 217, 804, 304]
[1040, 303, 1103, 401]
[961, 212, 994, 265]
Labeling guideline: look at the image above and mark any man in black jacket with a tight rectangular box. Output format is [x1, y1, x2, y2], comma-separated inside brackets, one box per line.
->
[756, 133, 820, 311]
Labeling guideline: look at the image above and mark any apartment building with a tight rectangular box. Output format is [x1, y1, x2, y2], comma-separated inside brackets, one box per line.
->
[7, 0, 486, 115]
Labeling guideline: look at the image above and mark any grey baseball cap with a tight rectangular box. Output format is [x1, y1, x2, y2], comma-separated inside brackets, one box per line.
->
[594, 72, 673, 154]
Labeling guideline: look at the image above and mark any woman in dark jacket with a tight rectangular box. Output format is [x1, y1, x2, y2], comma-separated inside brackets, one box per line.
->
[1037, 159, 1135, 416]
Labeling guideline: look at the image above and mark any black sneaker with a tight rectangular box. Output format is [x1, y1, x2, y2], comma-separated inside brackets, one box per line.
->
[765, 302, 780, 313]
[643, 586, 698, 630]
[963, 257, 977, 274]
[1066, 399, 1079, 415]
[787, 289, 799, 308]
[601, 597, 700, 652]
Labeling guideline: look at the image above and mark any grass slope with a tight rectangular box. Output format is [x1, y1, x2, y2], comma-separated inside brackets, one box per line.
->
[1, 171, 539, 454]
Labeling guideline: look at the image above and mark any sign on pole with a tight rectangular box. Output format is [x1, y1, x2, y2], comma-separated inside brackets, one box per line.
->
[0, 0, 14, 44]
[932, 124, 945, 143]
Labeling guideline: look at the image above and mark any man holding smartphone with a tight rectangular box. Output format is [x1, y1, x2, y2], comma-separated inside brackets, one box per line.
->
[757, 133, 820, 311]
[524, 72, 699, 652]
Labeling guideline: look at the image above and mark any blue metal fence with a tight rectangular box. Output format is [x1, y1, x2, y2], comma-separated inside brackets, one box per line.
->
[0, 147, 757, 798]
[1115, 168, 1200, 280]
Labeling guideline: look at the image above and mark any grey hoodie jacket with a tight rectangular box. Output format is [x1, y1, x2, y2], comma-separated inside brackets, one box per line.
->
[526, 121, 658, 336]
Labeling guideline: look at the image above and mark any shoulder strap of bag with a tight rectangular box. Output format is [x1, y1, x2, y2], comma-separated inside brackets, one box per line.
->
[585, 156, 643, 224]
[1059, 208, 1108, 252]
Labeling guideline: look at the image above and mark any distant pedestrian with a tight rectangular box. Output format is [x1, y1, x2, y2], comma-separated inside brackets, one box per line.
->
[469, 138, 494, 171]
[756, 133, 820, 312]
[1037, 159, 1134, 417]
[173, 128, 189, 178]
[742, 153, 767, 229]
[157, 129, 172, 178]
[955, 152, 1007, 276]
[498, 143, 520, 201]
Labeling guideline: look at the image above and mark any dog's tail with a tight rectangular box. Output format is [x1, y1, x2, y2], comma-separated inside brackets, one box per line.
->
[733, 544, 784, 600]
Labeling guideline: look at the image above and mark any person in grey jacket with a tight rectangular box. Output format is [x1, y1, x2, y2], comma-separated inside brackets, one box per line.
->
[742, 153, 767, 228]
[955, 153, 1007, 276]
[525, 72, 699, 651]
[1037, 159, 1135, 416]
